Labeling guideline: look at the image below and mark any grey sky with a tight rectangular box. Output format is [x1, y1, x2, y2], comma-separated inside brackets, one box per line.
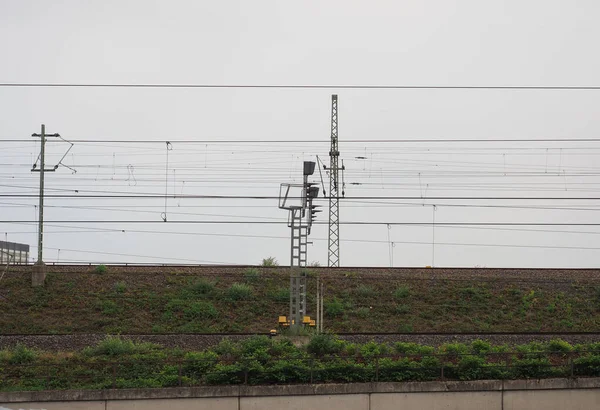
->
[1, 0, 600, 267]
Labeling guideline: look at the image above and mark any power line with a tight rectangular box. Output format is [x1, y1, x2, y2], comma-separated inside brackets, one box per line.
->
[4, 194, 600, 200]
[5, 137, 600, 143]
[10, 220, 600, 238]
[2, 83, 600, 90]
[4, 220, 600, 226]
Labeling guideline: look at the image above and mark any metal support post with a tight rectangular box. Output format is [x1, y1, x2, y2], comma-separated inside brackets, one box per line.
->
[316, 272, 320, 333]
[32, 125, 47, 286]
[31, 124, 65, 286]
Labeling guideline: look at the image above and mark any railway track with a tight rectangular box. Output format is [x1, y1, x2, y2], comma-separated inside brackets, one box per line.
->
[2, 332, 600, 352]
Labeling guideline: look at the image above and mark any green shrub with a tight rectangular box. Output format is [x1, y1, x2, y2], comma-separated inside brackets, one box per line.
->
[512, 356, 555, 378]
[307, 334, 343, 356]
[184, 301, 218, 320]
[359, 341, 389, 358]
[94, 264, 107, 274]
[9, 344, 37, 364]
[205, 363, 243, 384]
[439, 342, 469, 356]
[394, 286, 410, 299]
[547, 339, 573, 353]
[213, 338, 242, 358]
[324, 298, 345, 317]
[184, 351, 218, 378]
[573, 354, 600, 377]
[227, 283, 253, 300]
[471, 340, 492, 354]
[244, 268, 261, 283]
[394, 342, 435, 356]
[241, 336, 272, 360]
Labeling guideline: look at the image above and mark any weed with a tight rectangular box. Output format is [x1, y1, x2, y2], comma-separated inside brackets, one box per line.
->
[398, 323, 414, 332]
[521, 290, 538, 310]
[394, 286, 410, 300]
[187, 279, 215, 296]
[271, 287, 290, 303]
[355, 285, 375, 298]
[244, 268, 261, 283]
[9, 344, 37, 364]
[98, 300, 121, 315]
[114, 282, 127, 293]
[560, 319, 574, 329]
[459, 286, 490, 302]
[261, 257, 279, 267]
[324, 298, 345, 317]
[184, 301, 218, 320]
[227, 283, 253, 300]
[94, 264, 107, 274]
[395, 304, 410, 314]
[83, 336, 160, 357]
[356, 307, 370, 318]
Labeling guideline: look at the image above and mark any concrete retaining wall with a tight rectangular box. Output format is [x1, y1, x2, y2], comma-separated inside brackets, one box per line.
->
[2, 378, 600, 410]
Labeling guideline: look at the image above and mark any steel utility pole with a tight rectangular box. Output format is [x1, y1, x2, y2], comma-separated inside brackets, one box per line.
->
[327, 95, 344, 267]
[31, 125, 60, 286]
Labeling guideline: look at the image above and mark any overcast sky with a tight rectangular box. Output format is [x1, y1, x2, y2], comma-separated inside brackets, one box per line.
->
[1, 0, 600, 267]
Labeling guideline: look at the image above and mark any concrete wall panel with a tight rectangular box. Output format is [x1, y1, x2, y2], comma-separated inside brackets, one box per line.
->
[0, 401, 104, 410]
[241, 393, 368, 410]
[108, 397, 237, 410]
[504, 389, 600, 410]
[371, 391, 502, 410]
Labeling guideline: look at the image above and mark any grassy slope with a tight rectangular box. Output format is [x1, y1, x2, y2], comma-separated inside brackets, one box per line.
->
[1, 266, 600, 334]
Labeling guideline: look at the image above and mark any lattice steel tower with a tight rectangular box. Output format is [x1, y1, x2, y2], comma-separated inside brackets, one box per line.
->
[327, 95, 342, 267]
